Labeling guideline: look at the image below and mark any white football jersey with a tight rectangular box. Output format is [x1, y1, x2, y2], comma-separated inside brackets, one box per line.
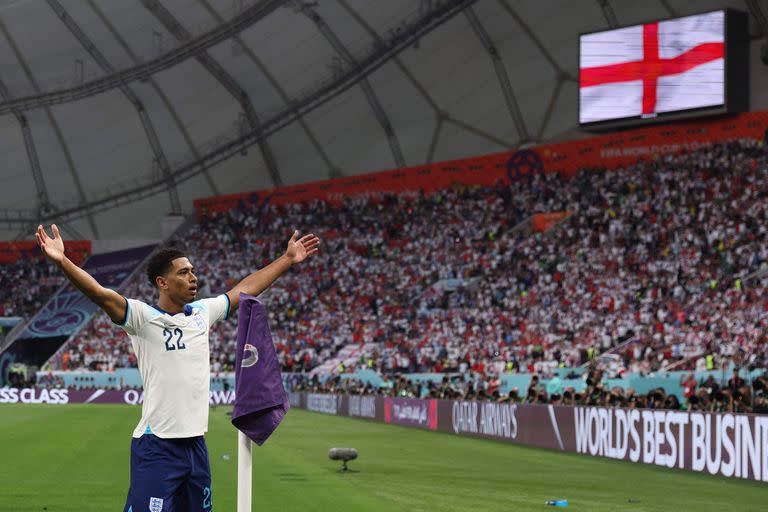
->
[116, 294, 230, 438]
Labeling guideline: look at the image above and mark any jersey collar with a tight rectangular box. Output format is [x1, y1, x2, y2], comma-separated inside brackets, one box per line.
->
[152, 304, 194, 316]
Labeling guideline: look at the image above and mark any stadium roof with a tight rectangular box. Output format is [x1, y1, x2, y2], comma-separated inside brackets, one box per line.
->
[0, 0, 765, 240]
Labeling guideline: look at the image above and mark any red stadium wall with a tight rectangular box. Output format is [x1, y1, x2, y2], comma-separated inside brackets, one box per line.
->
[194, 110, 768, 217]
[0, 240, 91, 265]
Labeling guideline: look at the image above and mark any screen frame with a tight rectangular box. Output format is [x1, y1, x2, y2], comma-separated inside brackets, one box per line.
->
[578, 8, 749, 131]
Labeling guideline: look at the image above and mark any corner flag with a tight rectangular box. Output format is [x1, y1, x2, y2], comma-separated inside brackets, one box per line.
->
[233, 293, 290, 511]
[232, 293, 290, 445]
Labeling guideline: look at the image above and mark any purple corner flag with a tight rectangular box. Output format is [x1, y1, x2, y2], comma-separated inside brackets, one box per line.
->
[231, 293, 289, 446]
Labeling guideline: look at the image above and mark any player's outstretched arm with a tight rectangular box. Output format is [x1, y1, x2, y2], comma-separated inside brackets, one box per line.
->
[225, 230, 320, 313]
[36, 224, 127, 324]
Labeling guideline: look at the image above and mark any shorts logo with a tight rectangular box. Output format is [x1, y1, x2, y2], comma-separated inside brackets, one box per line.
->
[149, 497, 164, 512]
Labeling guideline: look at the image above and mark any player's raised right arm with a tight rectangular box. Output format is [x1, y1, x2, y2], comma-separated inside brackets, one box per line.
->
[36, 224, 127, 324]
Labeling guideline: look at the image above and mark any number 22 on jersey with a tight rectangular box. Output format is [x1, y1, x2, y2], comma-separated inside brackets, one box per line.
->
[163, 327, 185, 351]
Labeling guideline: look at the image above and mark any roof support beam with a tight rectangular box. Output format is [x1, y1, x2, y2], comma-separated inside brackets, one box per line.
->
[658, 0, 679, 18]
[12, 219, 84, 241]
[596, 0, 619, 28]
[0, 19, 99, 238]
[142, 0, 282, 187]
[19, 115, 49, 213]
[337, 0, 440, 113]
[56, 222, 86, 240]
[464, 6, 530, 144]
[536, 76, 564, 142]
[337, 0, 513, 158]
[426, 115, 443, 164]
[0, 79, 52, 219]
[496, 0, 576, 82]
[198, 0, 338, 178]
[295, 1, 406, 168]
[0, 0, 475, 227]
[443, 115, 512, 148]
[745, 0, 768, 37]
[46, 0, 182, 214]
[86, 0, 219, 197]
[0, 0, 289, 116]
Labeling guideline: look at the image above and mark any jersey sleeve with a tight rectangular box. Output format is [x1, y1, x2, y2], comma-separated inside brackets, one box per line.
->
[196, 294, 231, 326]
[114, 298, 153, 336]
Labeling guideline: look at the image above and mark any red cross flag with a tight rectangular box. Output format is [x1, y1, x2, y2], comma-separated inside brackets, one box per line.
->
[580, 11, 725, 125]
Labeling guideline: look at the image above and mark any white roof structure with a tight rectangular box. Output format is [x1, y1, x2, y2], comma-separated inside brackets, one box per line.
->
[0, 0, 766, 240]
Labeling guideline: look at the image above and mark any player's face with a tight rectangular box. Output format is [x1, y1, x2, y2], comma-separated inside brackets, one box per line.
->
[165, 257, 198, 303]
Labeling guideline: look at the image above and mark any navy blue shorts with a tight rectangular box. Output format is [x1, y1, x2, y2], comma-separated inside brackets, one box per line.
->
[123, 435, 212, 512]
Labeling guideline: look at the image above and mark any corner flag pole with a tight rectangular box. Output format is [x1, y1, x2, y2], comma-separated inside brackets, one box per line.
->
[237, 431, 252, 512]
[233, 295, 290, 511]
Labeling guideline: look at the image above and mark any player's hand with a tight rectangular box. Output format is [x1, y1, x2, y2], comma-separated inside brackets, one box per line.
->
[285, 230, 320, 264]
[36, 224, 66, 264]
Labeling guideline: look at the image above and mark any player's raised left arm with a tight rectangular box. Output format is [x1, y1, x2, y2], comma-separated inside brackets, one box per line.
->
[225, 230, 320, 314]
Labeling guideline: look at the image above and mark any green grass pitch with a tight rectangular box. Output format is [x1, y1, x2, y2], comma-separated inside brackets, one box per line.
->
[1, 403, 766, 511]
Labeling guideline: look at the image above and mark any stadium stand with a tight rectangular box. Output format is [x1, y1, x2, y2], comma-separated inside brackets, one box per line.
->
[288, 369, 768, 414]
[0, 241, 89, 320]
[0, 259, 63, 320]
[43, 140, 767, 396]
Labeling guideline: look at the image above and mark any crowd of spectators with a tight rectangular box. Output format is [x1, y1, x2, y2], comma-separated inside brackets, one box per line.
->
[0, 257, 62, 319]
[471, 139, 768, 378]
[289, 368, 768, 414]
[43, 140, 768, 386]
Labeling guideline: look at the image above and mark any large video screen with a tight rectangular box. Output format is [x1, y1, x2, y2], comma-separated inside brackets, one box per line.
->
[579, 10, 748, 129]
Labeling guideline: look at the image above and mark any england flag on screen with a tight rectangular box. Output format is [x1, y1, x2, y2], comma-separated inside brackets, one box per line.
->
[580, 10, 724, 124]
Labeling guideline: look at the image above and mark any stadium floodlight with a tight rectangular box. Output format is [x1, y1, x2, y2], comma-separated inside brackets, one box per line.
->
[329, 447, 358, 472]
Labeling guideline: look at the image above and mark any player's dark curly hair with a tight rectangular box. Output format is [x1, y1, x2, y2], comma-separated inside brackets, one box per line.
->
[146, 248, 186, 288]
